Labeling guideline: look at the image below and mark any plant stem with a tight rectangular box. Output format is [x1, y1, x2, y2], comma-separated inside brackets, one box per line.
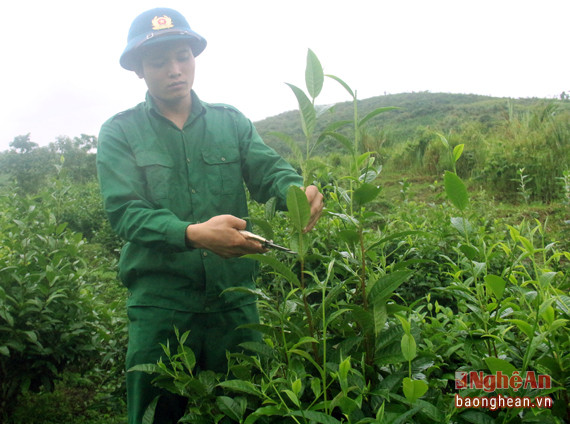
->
[300, 259, 318, 361]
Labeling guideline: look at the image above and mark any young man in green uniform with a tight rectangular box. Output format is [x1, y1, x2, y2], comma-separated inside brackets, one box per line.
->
[96, 7, 323, 424]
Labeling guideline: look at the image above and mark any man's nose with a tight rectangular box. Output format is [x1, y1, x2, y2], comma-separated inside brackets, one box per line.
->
[167, 60, 182, 77]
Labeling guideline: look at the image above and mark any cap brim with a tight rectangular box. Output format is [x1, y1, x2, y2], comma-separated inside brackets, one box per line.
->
[120, 30, 207, 71]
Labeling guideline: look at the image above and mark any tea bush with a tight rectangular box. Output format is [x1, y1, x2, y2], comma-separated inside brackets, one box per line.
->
[130, 51, 568, 423]
[2, 50, 567, 423]
[0, 183, 127, 421]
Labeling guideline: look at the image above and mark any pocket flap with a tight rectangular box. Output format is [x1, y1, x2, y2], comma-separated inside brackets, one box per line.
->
[202, 148, 239, 165]
[135, 151, 174, 167]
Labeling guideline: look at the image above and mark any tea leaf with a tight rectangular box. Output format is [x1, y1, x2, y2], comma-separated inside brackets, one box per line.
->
[354, 183, 382, 206]
[244, 254, 300, 287]
[401, 334, 417, 362]
[508, 319, 534, 339]
[444, 171, 469, 211]
[218, 380, 262, 396]
[373, 301, 387, 337]
[128, 363, 161, 374]
[367, 230, 431, 251]
[368, 270, 413, 304]
[289, 349, 324, 374]
[458, 410, 497, 424]
[548, 318, 569, 332]
[394, 314, 411, 335]
[453, 144, 465, 163]
[289, 410, 343, 424]
[540, 305, 555, 325]
[538, 271, 558, 289]
[142, 396, 159, 424]
[318, 131, 354, 154]
[450, 217, 472, 235]
[180, 346, 196, 373]
[310, 377, 322, 398]
[338, 229, 360, 244]
[216, 396, 244, 422]
[325, 74, 354, 98]
[244, 406, 286, 424]
[292, 378, 302, 397]
[338, 357, 351, 393]
[459, 244, 479, 260]
[357, 151, 374, 169]
[315, 103, 335, 118]
[359, 107, 399, 128]
[484, 357, 517, 376]
[437, 132, 450, 149]
[305, 49, 324, 99]
[239, 341, 276, 359]
[402, 377, 428, 403]
[291, 336, 319, 350]
[484, 274, 507, 299]
[359, 168, 382, 184]
[286, 83, 316, 139]
[286, 185, 311, 232]
[284, 389, 300, 407]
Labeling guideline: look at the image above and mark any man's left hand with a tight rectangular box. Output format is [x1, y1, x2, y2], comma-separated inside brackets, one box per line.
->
[302, 185, 324, 233]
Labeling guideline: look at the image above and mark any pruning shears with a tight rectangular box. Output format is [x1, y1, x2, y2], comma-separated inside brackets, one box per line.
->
[238, 230, 297, 255]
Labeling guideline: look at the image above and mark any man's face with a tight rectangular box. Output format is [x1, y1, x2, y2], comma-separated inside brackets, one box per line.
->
[136, 40, 195, 104]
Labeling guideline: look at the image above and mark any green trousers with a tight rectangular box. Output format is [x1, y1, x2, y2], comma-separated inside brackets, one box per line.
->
[126, 303, 260, 424]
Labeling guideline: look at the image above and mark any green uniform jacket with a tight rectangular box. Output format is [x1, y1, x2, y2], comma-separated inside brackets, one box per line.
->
[97, 91, 303, 312]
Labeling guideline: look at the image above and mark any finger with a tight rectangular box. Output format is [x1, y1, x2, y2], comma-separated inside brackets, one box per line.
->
[303, 212, 321, 232]
[303, 185, 318, 202]
[230, 216, 247, 230]
[303, 205, 323, 233]
[303, 188, 323, 233]
[241, 240, 268, 255]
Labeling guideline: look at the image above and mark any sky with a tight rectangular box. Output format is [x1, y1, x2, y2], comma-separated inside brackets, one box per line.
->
[1, 0, 568, 152]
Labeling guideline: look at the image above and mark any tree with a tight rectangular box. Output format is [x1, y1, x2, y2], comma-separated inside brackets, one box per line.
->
[1, 134, 57, 193]
[9, 133, 37, 153]
[49, 134, 97, 182]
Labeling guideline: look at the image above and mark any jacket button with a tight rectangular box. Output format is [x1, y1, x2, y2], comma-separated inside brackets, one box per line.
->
[221, 157, 226, 162]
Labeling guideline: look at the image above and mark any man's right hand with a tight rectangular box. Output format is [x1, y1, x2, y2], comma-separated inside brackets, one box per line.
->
[185, 215, 267, 258]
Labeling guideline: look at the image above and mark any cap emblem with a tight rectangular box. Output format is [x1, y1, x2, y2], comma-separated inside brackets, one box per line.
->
[151, 15, 174, 30]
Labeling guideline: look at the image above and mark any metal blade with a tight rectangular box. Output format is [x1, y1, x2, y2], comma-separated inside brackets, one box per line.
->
[265, 241, 297, 255]
[238, 230, 297, 255]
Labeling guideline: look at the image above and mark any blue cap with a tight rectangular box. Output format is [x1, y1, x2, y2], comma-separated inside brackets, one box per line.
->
[120, 8, 207, 71]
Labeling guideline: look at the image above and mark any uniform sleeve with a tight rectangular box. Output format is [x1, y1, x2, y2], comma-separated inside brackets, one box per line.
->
[96, 117, 191, 251]
[235, 113, 304, 209]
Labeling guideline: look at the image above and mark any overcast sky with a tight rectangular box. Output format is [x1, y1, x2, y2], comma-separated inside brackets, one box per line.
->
[1, 0, 568, 152]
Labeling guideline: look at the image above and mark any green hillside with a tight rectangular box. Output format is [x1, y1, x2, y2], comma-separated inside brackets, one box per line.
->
[255, 91, 568, 156]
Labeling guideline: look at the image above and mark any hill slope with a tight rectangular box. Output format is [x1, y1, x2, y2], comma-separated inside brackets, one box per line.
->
[254, 91, 566, 155]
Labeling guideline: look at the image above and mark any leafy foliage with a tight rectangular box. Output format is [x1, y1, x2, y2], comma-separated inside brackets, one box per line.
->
[128, 50, 569, 423]
[0, 180, 126, 422]
[0, 50, 567, 423]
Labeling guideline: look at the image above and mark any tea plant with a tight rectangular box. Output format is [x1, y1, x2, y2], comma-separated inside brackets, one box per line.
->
[0, 180, 127, 422]
[126, 50, 569, 423]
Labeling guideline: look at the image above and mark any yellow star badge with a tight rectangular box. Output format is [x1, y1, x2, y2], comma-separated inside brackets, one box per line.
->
[152, 15, 174, 30]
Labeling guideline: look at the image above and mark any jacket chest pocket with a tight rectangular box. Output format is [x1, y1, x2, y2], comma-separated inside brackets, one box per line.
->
[201, 148, 242, 195]
[135, 152, 174, 204]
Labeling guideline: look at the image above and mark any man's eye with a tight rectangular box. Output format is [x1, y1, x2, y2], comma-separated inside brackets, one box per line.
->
[177, 55, 190, 62]
[149, 61, 165, 68]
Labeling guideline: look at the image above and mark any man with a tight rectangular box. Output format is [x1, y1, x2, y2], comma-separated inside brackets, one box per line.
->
[96, 7, 323, 424]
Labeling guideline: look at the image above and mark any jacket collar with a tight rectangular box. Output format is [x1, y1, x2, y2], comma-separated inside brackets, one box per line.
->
[144, 90, 206, 125]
